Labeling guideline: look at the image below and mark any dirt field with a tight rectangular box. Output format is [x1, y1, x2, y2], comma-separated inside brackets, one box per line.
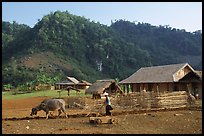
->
[2, 96, 202, 134]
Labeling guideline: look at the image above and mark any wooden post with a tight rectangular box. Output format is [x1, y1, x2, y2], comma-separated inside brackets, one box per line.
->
[167, 83, 169, 92]
[178, 83, 180, 91]
[68, 90, 70, 96]
[131, 84, 133, 93]
[139, 84, 142, 92]
[57, 90, 61, 98]
[127, 84, 130, 94]
[186, 83, 190, 93]
[156, 83, 159, 93]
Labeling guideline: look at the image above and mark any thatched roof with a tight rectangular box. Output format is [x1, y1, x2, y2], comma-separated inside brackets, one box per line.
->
[85, 79, 115, 94]
[120, 63, 195, 84]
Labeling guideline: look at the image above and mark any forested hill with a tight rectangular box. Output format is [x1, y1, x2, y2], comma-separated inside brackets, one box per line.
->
[2, 11, 202, 86]
[111, 20, 202, 69]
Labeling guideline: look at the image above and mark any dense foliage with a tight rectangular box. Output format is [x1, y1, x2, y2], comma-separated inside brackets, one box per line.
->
[2, 11, 202, 87]
[111, 20, 202, 67]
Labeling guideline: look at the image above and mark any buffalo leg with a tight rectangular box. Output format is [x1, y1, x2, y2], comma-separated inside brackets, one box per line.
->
[46, 111, 50, 119]
[58, 109, 62, 117]
[61, 108, 68, 118]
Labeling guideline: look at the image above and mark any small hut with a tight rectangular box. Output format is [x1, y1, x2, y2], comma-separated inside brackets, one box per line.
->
[55, 76, 92, 90]
[85, 79, 123, 99]
[76, 80, 92, 89]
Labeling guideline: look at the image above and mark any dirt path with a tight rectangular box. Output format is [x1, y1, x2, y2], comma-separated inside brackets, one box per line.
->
[2, 97, 202, 134]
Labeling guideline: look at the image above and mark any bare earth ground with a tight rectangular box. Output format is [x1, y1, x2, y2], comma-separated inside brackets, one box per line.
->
[2, 96, 202, 134]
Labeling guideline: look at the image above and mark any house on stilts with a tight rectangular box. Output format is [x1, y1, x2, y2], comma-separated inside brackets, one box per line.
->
[119, 63, 202, 99]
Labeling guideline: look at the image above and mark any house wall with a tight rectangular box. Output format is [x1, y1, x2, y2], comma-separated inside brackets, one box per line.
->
[55, 84, 90, 90]
[197, 83, 202, 99]
[132, 84, 137, 92]
[131, 82, 189, 93]
[55, 84, 69, 90]
[190, 82, 202, 99]
[174, 66, 192, 81]
[130, 83, 169, 93]
[167, 83, 172, 91]
[179, 83, 188, 91]
[148, 83, 170, 93]
[75, 85, 90, 89]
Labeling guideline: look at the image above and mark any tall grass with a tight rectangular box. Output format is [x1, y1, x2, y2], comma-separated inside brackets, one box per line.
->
[2, 89, 91, 100]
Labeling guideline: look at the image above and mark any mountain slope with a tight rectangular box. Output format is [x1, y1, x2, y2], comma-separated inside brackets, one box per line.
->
[111, 20, 202, 68]
[2, 11, 202, 86]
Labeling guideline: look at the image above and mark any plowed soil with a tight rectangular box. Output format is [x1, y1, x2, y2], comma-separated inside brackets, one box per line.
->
[2, 96, 202, 134]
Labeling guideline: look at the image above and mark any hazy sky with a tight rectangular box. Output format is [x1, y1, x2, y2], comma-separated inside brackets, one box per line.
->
[2, 2, 202, 32]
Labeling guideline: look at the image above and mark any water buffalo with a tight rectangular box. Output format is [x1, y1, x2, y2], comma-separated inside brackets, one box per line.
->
[30, 99, 68, 119]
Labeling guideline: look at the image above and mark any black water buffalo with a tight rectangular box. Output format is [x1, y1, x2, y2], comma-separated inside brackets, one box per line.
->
[30, 99, 68, 119]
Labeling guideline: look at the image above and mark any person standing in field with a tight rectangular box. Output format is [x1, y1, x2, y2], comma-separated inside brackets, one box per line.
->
[104, 92, 113, 116]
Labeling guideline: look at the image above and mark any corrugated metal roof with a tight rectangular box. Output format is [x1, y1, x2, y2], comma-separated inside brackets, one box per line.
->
[55, 79, 74, 85]
[120, 63, 192, 83]
[55, 76, 92, 87]
[55, 82, 75, 85]
[80, 80, 92, 86]
[66, 77, 79, 84]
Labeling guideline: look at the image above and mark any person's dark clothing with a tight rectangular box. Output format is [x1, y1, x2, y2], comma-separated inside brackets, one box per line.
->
[105, 96, 113, 116]
[106, 105, 113, 116]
